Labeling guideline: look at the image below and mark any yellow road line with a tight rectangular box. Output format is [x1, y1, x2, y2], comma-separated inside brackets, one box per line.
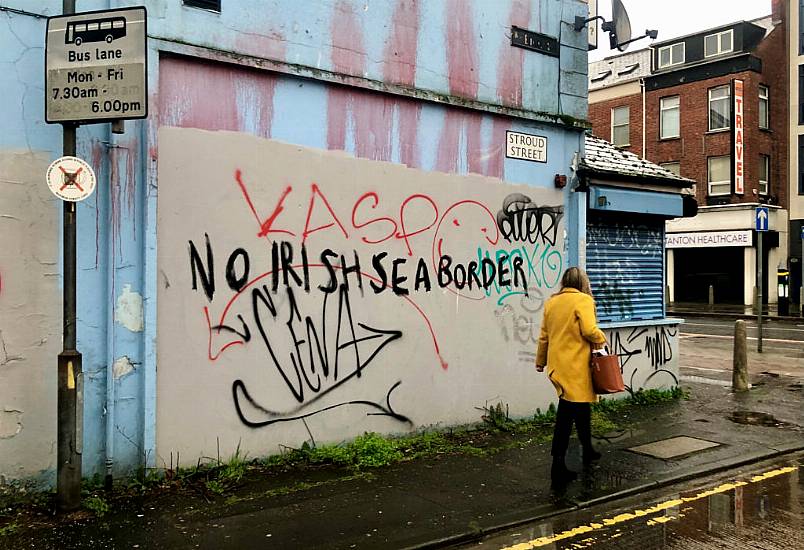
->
[501, 466, 797, 550]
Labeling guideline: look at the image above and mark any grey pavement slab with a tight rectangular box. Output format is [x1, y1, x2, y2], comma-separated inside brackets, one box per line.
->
[628, 436, 721, 459]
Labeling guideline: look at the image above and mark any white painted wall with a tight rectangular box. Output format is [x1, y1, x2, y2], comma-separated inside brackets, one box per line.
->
[0, 152, 61, 484]
[156, 128, 571, 465]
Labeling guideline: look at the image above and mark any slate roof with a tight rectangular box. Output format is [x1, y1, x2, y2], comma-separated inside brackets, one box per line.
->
[588, 49, 651, 91]
[580, 135, 695, 188]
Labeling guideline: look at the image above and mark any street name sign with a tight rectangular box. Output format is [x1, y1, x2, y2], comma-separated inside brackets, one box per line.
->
[46, 156, 96, 202]
[45, 6, 147, 124]
[506, 131, 548, 163]
[755, 206, 769, 232]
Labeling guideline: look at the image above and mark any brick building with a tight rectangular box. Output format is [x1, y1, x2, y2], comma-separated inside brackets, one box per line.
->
[589, 6, 790, 307]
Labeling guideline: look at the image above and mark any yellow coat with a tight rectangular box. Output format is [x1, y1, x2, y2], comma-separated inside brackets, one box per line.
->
[536, 288, 607, 403]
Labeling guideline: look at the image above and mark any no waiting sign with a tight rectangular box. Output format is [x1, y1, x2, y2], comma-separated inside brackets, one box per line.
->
[45, 6, 148, 124]
[46, 156, 97, 202]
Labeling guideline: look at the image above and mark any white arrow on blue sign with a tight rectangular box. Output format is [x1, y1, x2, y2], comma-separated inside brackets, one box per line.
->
[756, 206, 769, 232]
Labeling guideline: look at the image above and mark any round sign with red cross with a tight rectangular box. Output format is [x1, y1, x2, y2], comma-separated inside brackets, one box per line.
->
[46, 156, 96, 202]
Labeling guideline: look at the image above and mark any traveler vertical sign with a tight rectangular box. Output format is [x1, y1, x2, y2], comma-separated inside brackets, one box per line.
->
[45, 6, 148, 123]
[733, 79, 744, 195]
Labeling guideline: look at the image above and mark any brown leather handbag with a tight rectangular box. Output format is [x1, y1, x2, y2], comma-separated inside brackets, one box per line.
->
[591, 346, 625, 394]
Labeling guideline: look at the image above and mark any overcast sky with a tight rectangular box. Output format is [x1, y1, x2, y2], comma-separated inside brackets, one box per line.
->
[588, 0, 773, 61]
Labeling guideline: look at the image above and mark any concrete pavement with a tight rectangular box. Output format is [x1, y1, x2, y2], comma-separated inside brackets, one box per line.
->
[3, 367, 803, 549]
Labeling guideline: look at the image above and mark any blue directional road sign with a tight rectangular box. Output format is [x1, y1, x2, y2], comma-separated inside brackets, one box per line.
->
[756, 206, 769, 232]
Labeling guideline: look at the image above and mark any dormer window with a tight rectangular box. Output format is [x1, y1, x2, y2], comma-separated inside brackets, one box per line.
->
[658, 43, 684, 69]
[704, 29, 733, 58]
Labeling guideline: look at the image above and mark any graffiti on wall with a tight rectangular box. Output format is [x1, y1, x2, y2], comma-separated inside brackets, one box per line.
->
[605, 324, 679, 393]
[157, 128, 566, 461]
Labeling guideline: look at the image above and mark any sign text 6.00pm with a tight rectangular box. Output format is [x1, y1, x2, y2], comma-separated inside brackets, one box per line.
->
[90, 99, 142, 115]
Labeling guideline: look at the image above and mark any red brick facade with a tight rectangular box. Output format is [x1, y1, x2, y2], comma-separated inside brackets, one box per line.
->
[589, 23, 788, 209]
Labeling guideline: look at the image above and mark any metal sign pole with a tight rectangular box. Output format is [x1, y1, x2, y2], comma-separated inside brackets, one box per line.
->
[757, 231, 763, 353]
[56, 0, 82, 513]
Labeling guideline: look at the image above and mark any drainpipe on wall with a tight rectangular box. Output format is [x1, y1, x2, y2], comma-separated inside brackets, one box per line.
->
[641, 78, 646, 159]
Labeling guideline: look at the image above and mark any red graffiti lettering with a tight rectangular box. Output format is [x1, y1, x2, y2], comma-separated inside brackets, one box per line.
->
[397, 194, 439, 257]
[302, 183, 350, 246]
[351, 192, 398, 244]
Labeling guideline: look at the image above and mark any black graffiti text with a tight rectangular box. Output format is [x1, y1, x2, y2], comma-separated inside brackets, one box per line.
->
[497, 193, 563, 246]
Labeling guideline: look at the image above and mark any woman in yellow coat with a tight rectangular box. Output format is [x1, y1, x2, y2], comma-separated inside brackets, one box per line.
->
[536, 267, 607, 484]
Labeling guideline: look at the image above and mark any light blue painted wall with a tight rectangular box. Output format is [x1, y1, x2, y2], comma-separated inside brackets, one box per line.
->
[0, 0, 589, 481]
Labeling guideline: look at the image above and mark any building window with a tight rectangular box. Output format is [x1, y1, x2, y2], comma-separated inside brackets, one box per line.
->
[759, 155, 770, 195]
[183, 0, 221, 11]
[658, 43, 685, 69]
[800, 1, 804, 54]
[709, 85, 731, 131]
[799, 66, 804, 124]
[660, 96, 680, 139]
[708, 155, 731, 196]
[660, 162, 681, 176]
[704, 29, 733, 58]
[759, 85, 769, 129]
[800, 136, 804, 195]
[611, 106, 630, 146]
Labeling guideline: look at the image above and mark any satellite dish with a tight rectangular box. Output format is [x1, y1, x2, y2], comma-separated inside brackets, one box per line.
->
[610, 0, 632, 51]
[574, 0, 656, 52]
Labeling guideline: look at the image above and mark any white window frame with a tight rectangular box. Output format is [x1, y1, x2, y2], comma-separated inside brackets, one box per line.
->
[660, 162, 681, 176]
[658, 43, 685, 69]
[759, 155, 770, 195]
[704, 29, 734, 58]
[708, 155, 731, 196]
[660, 96, 680, 139]
[759, 85, 769, 129]
[611, 105, 630, 147]
[708, 85, 731, 132]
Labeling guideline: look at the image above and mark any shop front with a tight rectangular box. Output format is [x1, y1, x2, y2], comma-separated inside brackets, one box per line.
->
[666, 205, 786, 306]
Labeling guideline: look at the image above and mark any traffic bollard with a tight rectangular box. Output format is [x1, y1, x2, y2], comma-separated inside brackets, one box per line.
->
[732, 320, 749, 392]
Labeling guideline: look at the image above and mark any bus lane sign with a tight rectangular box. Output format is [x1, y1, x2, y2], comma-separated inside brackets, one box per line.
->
[45, 6, 147, 124]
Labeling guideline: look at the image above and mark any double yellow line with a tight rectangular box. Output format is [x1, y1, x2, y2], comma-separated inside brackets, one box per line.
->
[502, 466, 798, 549]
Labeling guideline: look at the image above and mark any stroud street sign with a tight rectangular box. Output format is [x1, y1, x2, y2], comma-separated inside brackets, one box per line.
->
[45, 6, 147, 123]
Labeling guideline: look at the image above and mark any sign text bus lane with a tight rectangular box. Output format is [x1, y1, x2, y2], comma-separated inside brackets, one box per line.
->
[45, 6, 147, 123]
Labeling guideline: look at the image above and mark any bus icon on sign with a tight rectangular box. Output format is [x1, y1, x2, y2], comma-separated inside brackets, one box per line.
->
[65, 17, 126, 46]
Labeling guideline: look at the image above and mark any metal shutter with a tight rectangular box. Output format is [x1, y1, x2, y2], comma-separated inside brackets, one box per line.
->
[586, 215, 665, 323]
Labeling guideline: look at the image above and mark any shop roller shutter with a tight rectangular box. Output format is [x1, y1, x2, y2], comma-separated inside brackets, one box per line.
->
[586, 216, 665, 323]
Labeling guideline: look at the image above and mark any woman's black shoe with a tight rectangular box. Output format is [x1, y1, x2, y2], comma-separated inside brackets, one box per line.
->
[583, 449, 602, 465]
[551, 464, 578, 485]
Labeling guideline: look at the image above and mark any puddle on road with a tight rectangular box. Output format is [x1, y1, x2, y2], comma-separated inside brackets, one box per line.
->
[469, 458, 803, 550]
[728, 411, 788, 428]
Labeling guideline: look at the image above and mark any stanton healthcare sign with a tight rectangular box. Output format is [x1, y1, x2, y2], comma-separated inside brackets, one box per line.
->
[665, 230, 753, 249]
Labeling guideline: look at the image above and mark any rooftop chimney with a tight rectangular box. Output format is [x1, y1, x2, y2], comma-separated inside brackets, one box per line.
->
[772, 0, 784, 25]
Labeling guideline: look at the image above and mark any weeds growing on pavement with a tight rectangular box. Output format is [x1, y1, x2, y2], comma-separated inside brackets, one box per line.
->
[83, 495, 110, 518]
[0, 385, 688, 527]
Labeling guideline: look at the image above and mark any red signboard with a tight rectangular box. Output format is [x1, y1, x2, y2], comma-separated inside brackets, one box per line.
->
[734, 79, 744, 194]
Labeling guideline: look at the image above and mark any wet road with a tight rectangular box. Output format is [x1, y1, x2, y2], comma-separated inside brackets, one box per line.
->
[678, 318, 804, 381]
[460, 455, 804, 549]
